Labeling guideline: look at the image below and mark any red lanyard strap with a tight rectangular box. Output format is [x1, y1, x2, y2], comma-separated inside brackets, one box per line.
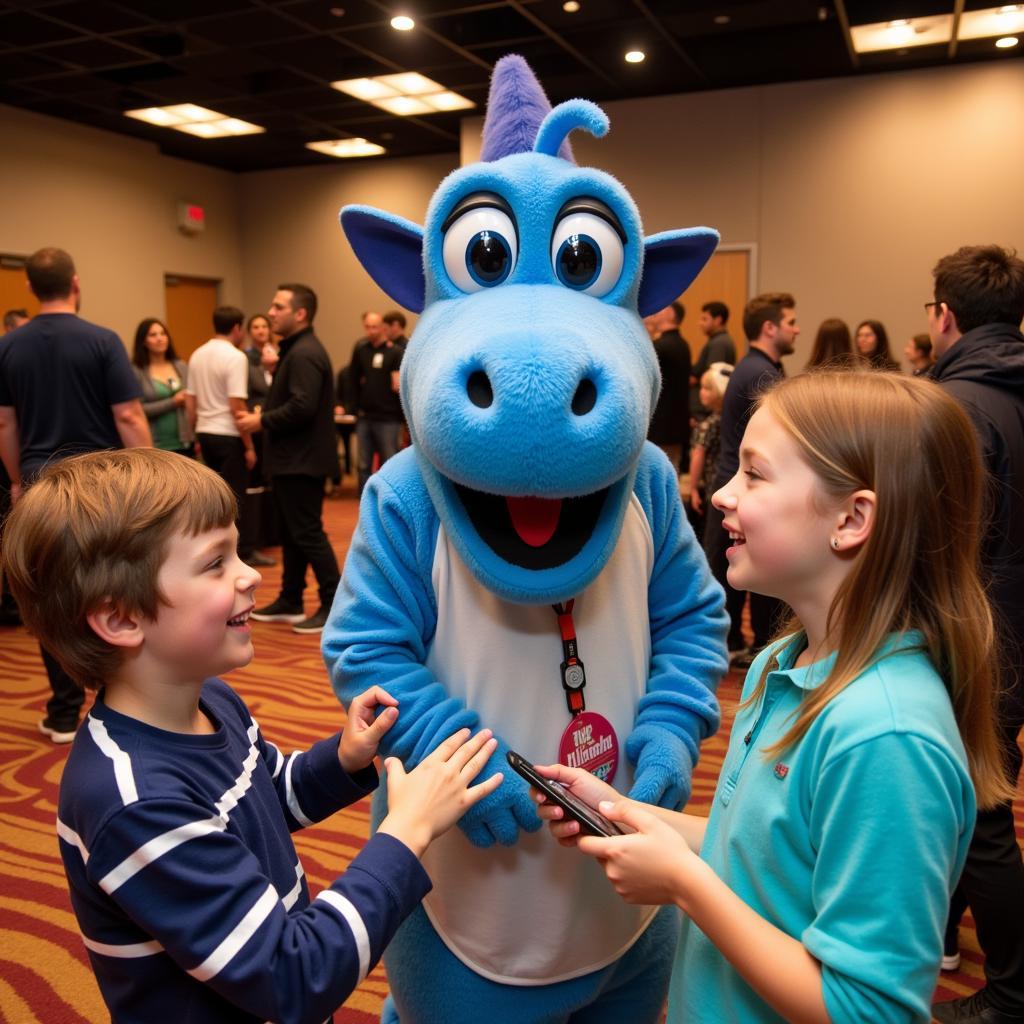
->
[553, 600, 586, 716]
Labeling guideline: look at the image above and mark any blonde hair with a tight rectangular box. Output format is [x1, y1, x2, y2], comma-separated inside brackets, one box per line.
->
[701, 362, 732, 404]
[2, 449, 235, 690]
[745, 371, 1011, 809]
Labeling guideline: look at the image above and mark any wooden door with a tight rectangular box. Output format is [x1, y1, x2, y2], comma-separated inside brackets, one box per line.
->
[0, 259, 40, 326]
[674, 248, 751, 361]
[164, 275, 219, 360]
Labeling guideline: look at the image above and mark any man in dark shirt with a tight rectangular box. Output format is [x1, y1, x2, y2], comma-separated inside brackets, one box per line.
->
[703, 292, 798, 664]
[928, 246, 1024, 1024]
[383, 310, 409, 351]
[0, 246, 150, 740]
[347, 312, 404, 496]
[238, 284, 340, 636]
[647, 301, 692, 472]
[691, 300, 737, 421]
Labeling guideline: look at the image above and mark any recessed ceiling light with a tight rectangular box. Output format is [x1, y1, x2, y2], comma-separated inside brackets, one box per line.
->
[331, 74, 474, 116]
[307, 138, 385, 158]
[995, 34, 1020, 45]
[391, 15, 415, 31]
[624, 50, 646, 63]
[563, 1, 581, 11]
[850, 15, 953, 52]
[124, 105, 263, 137]
[329, 6, 345, 16]
[713, 14, 730, 25]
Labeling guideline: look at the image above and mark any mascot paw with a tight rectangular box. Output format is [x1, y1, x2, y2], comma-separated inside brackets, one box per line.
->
[458, 743, 542, 846]
[625, 725, 694, 810]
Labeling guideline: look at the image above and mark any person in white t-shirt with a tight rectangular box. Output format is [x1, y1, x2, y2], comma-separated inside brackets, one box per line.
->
[185, 306, 271, 567]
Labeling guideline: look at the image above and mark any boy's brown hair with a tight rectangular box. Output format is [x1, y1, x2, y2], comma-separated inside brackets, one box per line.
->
[2, 449, 235, 690]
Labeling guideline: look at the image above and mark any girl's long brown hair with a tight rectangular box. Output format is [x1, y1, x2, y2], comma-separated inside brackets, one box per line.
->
[744, 371, 1011, 809]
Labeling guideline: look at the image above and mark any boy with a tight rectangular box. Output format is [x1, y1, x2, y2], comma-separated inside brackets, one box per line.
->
[2, 448, 502, 1024]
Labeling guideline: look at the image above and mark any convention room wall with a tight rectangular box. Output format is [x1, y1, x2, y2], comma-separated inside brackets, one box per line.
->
[463, 59, 1024, 368]
[0, 103, 244, 347]
[237, 153, 455, 370]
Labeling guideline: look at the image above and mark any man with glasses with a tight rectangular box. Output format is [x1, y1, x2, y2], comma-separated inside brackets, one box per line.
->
[928, 245, 1024, 1024]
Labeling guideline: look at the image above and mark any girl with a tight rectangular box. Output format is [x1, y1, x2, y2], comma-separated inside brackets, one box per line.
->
[855, 318, 901, 371]
[805, 317, 856, 371]
[535, 371, 1009, 1023]
[688, 362, 731, 532]
[131, 318, 193, 456]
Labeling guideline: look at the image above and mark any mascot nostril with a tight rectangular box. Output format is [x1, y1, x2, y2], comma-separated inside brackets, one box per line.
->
[328, 52, 728, 1024]
[571, 378, 597, 416]
[466, 370, 494, 409]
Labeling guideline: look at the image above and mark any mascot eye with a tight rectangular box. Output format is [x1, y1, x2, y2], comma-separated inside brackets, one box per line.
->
[550, 213, 624, 297]
[442, 206, 518, 293]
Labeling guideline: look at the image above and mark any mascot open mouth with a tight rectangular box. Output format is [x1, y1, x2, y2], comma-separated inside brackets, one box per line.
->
[452, 482, 610, 570]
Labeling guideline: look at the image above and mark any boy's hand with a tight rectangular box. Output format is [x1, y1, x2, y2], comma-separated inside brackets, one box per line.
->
[377, 728, 503, 858]
[530, 762, 624, 847]
[338, 686, 399, 774]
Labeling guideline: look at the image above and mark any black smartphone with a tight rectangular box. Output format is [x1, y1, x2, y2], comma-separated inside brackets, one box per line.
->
[507, 750, 624, 838]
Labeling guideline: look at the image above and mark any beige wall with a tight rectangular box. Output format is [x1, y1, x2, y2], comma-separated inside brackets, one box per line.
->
[238, 153, 455, 371]
[464, 60, 1024, 368]
[4, 58, 1022, 374]
[0, 104, 244, 349]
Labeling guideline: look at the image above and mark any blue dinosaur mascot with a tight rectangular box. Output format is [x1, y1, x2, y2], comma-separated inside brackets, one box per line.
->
[323, 55, 728, 1023]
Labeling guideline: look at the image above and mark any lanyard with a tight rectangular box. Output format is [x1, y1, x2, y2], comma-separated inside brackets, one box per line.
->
[552, 600, 586, 716]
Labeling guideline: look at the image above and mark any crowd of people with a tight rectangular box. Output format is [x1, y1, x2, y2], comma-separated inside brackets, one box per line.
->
[0, 240, 1022, 1024]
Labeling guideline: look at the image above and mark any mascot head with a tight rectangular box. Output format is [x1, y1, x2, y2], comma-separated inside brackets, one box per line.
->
[342, 55, 718, 605]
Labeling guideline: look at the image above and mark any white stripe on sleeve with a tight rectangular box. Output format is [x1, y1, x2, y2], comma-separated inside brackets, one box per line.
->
[82, 935, 164, 958]
[56, 817, 89, 864]
[316, 890, 370, 983]
[188, 883, 278, 982]
[88, 717, 139, 805]
[284, 753, 313, 827]
[98, 816, 224, 895]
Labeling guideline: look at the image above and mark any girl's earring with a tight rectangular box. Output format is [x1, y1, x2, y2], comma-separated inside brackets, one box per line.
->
[831, 537, 839, 550]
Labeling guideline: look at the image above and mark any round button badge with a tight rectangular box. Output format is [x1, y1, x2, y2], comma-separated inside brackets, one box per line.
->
[558, 711, 619, 784]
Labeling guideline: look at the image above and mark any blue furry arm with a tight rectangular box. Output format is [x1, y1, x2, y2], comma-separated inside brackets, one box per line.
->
[627, 445, 729, 809]
[322, 456, 540, 846]
[322, 460, 477, 764]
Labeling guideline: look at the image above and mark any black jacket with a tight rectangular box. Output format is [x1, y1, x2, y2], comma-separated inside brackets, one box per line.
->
[648, 330, 692, 447]
[260, 328, 337, 478]
[932, 321, 1024, 709]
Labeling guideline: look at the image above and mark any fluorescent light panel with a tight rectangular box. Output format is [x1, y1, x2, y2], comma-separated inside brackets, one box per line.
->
[850, 16, 953, 52]
[959, 5, 1024, 40]
[331, 73, 474, 116]
[124, 104, 263, 137]
[306, 138, 386, 158]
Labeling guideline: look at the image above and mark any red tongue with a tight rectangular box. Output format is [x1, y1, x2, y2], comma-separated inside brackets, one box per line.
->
[506, 496, 563, 548]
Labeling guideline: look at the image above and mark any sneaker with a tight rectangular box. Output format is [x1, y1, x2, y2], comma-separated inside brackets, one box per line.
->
[293, 607, 328, 635]
[251, 599, 305, 624]
[932, 989, 1024, 1023]
[243, 551, 276, 568]
[38, 717, 78, 744]
[942, 927, 961, 972]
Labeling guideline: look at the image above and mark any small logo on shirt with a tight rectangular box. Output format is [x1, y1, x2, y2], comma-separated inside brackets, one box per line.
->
[773, 762, 789, 780]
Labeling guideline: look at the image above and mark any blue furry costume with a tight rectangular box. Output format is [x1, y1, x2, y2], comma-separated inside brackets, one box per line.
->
[323, 56, 729, 1023]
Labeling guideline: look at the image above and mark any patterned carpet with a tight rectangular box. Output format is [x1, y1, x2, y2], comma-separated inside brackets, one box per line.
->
[0, 479, 1009, 1022]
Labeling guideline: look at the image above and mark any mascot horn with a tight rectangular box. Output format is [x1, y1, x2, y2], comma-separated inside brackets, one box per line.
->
[325, 54, 728, 1023]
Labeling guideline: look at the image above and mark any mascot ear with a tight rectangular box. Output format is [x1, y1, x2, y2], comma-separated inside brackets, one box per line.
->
[341, 205, 426, 314]
[637, 228, 720, 318]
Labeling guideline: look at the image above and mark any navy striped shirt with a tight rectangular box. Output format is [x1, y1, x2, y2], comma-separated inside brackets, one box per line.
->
[57, 679, 430, 1023]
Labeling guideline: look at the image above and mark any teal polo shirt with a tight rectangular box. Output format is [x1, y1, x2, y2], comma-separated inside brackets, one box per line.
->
[669, 633, 975, 1024]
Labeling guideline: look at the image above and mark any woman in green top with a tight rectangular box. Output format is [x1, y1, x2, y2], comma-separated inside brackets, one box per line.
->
[131, 318, 193, 456]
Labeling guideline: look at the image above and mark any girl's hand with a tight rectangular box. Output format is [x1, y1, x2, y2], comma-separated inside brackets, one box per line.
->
[577, 800, 695, 906]
[338, 686, 399, 774]
[530, 762, 621, 847]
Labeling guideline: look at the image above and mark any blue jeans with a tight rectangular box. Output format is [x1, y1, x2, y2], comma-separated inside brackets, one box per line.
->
[356, 417, 402, 495]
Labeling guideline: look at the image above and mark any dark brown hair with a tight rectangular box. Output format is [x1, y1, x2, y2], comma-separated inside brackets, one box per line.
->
[132, 318, 179, 368]
[933, 245, 1024, 333]
[805, 317, 855, 370]
[742, 292, 795, 342]
[26, 247, 75, 301]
